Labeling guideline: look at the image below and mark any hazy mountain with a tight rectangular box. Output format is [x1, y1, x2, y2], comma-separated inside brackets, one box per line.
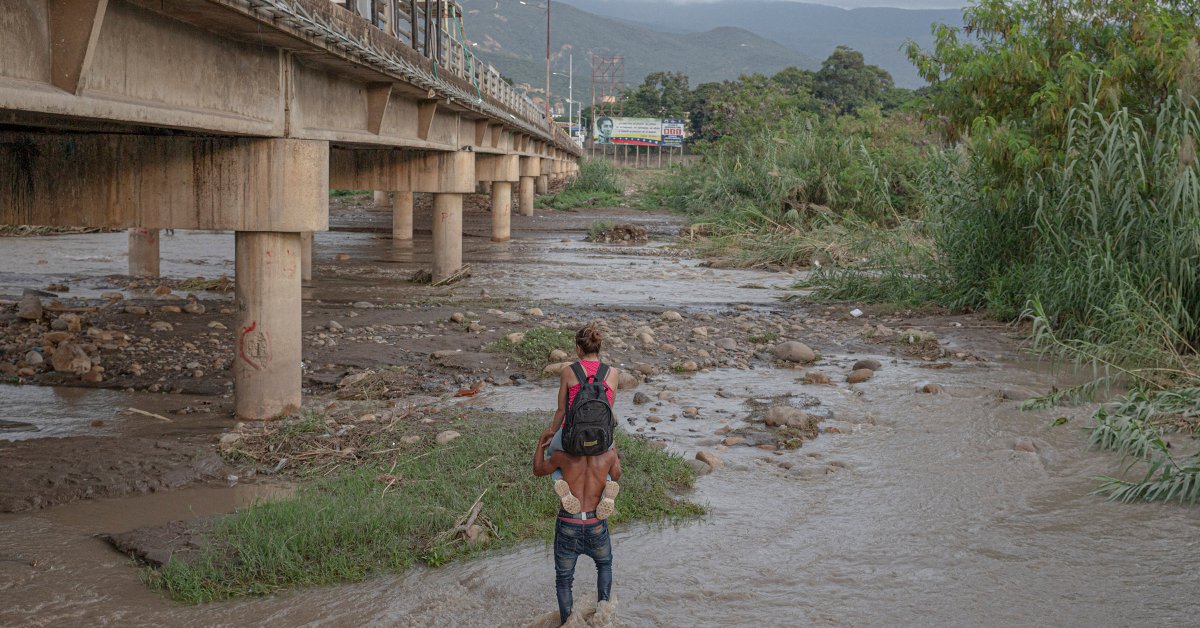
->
[460, 0, 817, 105]
[555, 0, 965, 87]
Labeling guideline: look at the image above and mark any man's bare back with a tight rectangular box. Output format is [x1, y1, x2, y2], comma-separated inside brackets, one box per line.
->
[533, 438, 622, 512]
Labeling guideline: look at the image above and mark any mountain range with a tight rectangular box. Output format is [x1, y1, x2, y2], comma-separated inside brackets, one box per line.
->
[459, 0, 964, 106]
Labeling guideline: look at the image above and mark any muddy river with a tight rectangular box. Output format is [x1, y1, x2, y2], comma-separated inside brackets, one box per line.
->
[1, 200, 1197, 626]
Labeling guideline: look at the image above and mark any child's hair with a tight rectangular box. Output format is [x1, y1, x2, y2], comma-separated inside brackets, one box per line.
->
[575, 323, 603, 355]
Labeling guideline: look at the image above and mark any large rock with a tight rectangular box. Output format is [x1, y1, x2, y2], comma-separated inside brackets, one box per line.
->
[17, 294, 42, 320]
[51, 342, 92, 375]
[764, 406, 815, 430]
[632, 392, 651, 405]
[772, 341, 816, 363]
[543, 361, 571, 376]
[548, 349, 571, 362]
[852, 359, 882, 372]
[696, 450, 724, 470]
[505, 332, 525, 345]
[436, 430, 461, 445]
[847, 369, 875, 384]
[661, 310, 683, 322]
[617, 371, 639, 390]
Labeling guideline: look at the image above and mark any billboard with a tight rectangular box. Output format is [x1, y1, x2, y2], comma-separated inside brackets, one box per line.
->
[661, 119, 685, 147]
[594, 117, 666, 146]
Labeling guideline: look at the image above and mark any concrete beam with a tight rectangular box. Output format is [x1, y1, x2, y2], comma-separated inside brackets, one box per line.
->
[0, 134, 328, 231]
[416, 99, 438, 140]
[330, 149, 474, 193]
[47, 0, 109, 95]
[365, 82, 392, 135]
[474, 154, 519, 183]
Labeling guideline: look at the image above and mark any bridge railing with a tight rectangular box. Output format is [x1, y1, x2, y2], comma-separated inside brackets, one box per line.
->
[332, 0, 572, 148]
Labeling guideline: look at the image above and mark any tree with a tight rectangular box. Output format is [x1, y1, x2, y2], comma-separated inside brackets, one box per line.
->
[813, 46, 894, 113]
[621, 71, 692, 118]
[907, 0, 1200, 178]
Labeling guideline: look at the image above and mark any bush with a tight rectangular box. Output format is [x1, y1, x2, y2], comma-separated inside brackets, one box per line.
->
[536, 158, 624, 210]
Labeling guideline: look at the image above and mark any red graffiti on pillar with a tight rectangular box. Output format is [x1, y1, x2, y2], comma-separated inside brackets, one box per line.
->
[238, 320, 272, 370]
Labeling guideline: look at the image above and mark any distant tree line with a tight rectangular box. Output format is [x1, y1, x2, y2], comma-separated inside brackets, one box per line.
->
[583, 46, 916, 142]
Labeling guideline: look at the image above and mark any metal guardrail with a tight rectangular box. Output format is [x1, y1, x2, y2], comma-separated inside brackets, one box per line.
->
[328, 0, 573, 148]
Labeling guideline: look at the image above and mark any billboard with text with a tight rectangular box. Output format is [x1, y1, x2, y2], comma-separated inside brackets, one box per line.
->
[593, 117, 665, 146]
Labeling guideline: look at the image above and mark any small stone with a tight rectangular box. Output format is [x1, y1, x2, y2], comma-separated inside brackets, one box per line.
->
[646, 415, 663, 423]
[696, 450, 724, 470]
[847, 369, 875, 384]
[436, 430, 461, 445]
[661, 310, 683, 322]
[401, 435, 422, 445]
[635, 363, 655, 376]
[1013, 437, 1039, 453]
[548, 349, 570, 362]
[852, 359, 882, 372]
[675, 360, 698, 372]
[919, 383, 943, 394]
[764, 406, 815, 431]
[152, 285, 172, 296]
[352, 301, 374, 309]
[207, 321, 227, 330]
[16, 367, 35, 377]
[772, 341, 816, 363]
[683, 406, 699, 416]
[450, 312, 465, 323]
[16, 294, 43, 320]
[499, 312, 523, 323]
[328, 320, 344, 332]
[81, 365, 104, 383]
[23, 351, 43, 366]
[691, 327, 708, 338]
[633, 392, 651, 405]
[124, 306, 148, 315]
[723, 436, 746, 446]
[335, 253, 351, 261]
[182, 301, 205, 315]
[734, 304, 752, 311]
[160, 305, 182, 314]
[525, 308, 543, 317]
[59, 313, 82, 332]
[505, 332, 525, 344]
[101, 292, 124, 301]
[44, 331, 71, 344]
[688, 459, 712, 475]
[716, 338, 737, 351]
[150, 321, 174, 332]
[338, 371, 372, 388]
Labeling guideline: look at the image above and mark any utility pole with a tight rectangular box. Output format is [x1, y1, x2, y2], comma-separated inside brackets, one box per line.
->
[545, 0, 551, 128]
[568, 53, 573, 139]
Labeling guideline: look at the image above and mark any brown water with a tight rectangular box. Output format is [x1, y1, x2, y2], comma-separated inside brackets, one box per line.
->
[2, 205, 1198, 626]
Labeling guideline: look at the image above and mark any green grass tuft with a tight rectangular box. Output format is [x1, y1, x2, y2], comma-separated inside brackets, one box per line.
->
[149, 418, 702, 603]
[489, 327, 575, 368]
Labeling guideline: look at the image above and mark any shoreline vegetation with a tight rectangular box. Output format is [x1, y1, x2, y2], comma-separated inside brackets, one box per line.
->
[150, 412, 702, 603]
[635, 1, 1200, 503]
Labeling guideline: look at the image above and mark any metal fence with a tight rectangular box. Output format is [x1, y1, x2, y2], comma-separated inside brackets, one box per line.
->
[330, 0, 570, 147]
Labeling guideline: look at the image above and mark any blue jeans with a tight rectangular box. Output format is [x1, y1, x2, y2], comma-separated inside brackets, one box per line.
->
[554, 518, 612, 624]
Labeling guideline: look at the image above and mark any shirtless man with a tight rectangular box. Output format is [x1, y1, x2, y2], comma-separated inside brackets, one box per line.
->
[533, 434, 622, 625]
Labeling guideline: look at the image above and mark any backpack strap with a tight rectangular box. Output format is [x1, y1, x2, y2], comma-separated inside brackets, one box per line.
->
[594, 362, 611, 385]
[569, 361, 590, 385]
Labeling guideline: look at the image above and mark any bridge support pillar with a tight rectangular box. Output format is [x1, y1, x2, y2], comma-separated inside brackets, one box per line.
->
[519, 176, 535, 216]
[536, 174, 549, 195]
[392, 191, 413, 241]
[128, 228, 160, 277]
[491, 181, 512, 242]
[300, 231, 313, 282]
[432, 193, 463, 283]
[234, 231, 302, 420]
[373, 190, 390, 207]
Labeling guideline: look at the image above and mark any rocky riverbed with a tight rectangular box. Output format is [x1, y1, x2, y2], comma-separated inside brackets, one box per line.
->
[4, 194, 1196, 627]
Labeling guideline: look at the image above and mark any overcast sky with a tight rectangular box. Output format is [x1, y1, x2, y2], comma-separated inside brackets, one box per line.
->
[634, 0, 965, 8]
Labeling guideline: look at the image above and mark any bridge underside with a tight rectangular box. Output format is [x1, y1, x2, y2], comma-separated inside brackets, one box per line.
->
[0, 0, 579, 419]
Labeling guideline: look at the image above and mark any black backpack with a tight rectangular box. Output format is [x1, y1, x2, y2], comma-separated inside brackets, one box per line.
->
[562, 361, 615, 456]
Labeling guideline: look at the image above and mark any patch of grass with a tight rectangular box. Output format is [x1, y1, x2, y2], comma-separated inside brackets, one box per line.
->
[748, 332, 780, 344]
[535, 158, 625, 210]
[329, 189, 368, 198]
[148, 417, 702, 602]
[489, 327, 575, 368]
[587, 220, 616, 239]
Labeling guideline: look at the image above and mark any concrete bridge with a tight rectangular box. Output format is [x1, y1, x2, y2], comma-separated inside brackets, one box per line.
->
[0, 0, 581, 419]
